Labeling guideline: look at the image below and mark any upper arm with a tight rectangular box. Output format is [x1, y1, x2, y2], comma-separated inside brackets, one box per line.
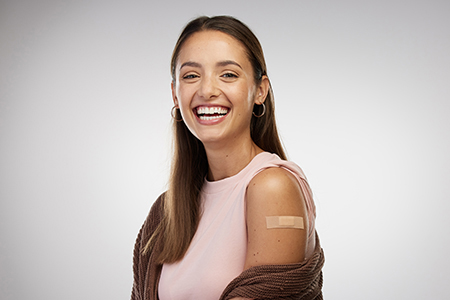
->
[244, 167, 309, 269]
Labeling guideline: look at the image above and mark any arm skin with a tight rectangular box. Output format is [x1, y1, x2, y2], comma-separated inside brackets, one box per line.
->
[244, 167, 309, 269]
[228, 167, 309, 300]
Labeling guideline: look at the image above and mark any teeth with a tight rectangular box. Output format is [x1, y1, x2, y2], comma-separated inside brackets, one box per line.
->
[199, 115, 225, 120]
[196, 106, 228, 115]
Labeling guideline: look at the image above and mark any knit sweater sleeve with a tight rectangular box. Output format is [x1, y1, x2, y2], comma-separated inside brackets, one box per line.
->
[219, 232, 325, 300]
[131, 194, 165, 300]
[131, 220, 145, 300]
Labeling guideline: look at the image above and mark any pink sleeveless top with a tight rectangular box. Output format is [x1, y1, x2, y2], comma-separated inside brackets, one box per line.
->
[158, 152, 316, 300]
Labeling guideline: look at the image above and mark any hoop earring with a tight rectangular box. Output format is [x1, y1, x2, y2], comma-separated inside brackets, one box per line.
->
[252, 103, 266, 118]
[171, 106, 183, 122]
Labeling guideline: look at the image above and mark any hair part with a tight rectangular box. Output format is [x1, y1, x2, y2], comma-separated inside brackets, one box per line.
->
[144, 15, 286, 263]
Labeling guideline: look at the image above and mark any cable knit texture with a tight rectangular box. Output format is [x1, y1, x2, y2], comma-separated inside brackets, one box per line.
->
[131, 194, 324, 300]
[219, 231, 324, 300]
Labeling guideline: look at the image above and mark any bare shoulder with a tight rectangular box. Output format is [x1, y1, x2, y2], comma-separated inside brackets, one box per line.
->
[245, 167, 308, 269]
[247, 167, 306, 213]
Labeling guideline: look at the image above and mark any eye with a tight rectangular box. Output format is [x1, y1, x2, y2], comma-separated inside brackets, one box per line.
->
[221, 72, 238, 78]
[183, 74, 199, 80]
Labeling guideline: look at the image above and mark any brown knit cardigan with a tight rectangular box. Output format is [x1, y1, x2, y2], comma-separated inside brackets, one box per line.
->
[131, 194, 325, 300]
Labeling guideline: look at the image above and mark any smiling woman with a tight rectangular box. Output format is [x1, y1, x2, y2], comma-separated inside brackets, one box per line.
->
[131, 16, 324, 300]
[173, 30, 266, 153]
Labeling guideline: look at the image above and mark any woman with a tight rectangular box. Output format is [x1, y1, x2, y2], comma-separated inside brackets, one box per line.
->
[131, 16, 324, 300]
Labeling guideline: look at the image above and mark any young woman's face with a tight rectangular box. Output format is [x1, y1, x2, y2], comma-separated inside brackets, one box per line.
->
[172, 30, 267, 147]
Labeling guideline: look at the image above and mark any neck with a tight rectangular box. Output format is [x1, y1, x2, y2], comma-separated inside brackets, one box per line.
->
[204, 138, 263, 181]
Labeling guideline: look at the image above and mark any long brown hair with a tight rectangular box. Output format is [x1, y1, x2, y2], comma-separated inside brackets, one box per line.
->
[144, 15, 287, 263]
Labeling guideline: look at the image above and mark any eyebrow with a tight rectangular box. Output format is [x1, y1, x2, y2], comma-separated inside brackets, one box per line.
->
[179, 61, 201, 70]
[179, 60, 243, 70]
[216, 60, 243, 70]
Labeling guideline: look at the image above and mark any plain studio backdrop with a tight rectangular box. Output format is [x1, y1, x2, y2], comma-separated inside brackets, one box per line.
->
[1, 0, 449, 299]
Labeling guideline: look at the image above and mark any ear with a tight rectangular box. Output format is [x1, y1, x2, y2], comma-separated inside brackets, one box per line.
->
[254, 75, 270, 105]
[171, 81, 179, 107]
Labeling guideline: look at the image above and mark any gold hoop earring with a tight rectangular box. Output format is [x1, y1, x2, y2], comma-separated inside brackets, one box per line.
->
[252, 103, 266, 118]
[171, 106, 183, 122]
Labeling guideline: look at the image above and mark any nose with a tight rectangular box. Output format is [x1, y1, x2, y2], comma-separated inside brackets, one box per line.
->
[197, 75, 219, 99]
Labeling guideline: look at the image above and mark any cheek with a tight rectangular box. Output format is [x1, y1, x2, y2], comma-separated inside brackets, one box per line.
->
[245, 84, 258, 106]
[176, 86, 193, 107]
[234, 82, 255, 100]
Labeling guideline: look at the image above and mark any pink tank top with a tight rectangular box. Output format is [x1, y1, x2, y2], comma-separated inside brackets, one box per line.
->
[158, 152, 316, 300]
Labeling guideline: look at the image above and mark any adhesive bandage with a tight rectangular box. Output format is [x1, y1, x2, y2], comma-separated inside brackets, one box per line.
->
[266, 216, 304, 229]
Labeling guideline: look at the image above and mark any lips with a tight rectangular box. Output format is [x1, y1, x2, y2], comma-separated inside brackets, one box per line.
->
[195, 106, 229, 120]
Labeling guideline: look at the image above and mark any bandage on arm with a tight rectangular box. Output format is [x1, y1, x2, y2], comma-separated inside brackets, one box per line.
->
[266, 216, 304, 229]
[244, 167, 309, 269]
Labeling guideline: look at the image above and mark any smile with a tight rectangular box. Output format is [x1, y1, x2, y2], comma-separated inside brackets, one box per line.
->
[195, 106, 229, 120]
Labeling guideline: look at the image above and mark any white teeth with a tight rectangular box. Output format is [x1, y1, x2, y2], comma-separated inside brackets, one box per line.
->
[196, 106, 228, 115]
[199, 115, 225, 120]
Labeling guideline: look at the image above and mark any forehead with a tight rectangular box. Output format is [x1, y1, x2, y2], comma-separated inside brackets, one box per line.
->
[177, 30, 249, 65]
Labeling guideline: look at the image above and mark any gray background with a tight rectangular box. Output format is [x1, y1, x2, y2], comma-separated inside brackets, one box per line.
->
[1, 0, 449, 299]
